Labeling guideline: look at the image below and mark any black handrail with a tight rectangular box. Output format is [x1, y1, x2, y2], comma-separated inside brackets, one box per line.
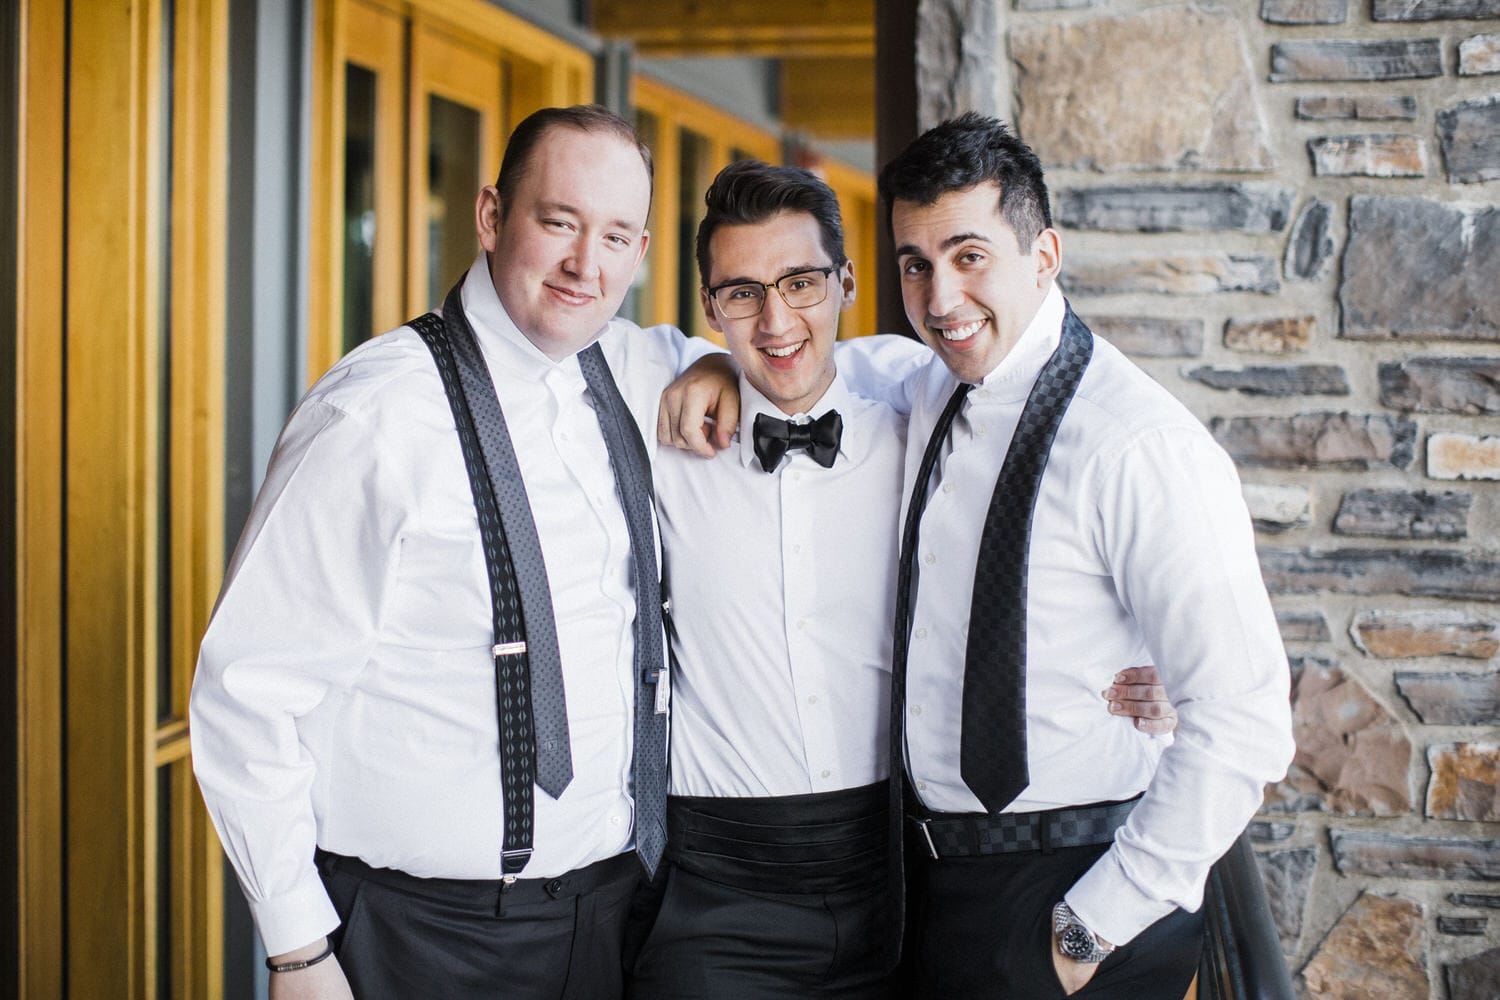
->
[1197, 833, 1295, 1000]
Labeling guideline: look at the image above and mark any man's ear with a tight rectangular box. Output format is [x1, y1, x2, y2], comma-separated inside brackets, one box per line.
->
[475, 186, 502, 252]
[634, 228, 651, 272]
[1032, 227, 1062, 287]
[699, 286, 726, 334]
[838, 260, 857, 311]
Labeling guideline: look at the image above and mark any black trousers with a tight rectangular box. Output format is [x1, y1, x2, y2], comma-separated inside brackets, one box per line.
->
[628, 782, 894, 1000]
[908, 841, 1204, 1000]
[319, 849, 642, 1000]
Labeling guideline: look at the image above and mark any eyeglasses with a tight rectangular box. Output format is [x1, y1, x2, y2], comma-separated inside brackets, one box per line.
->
[705, 266, 837, 320]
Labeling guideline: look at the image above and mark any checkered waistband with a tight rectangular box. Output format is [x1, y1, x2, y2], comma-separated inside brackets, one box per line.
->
[908, 796, 1140, 860]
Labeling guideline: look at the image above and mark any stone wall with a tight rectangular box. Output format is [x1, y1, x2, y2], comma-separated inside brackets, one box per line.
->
[922, 0, 1500, 996]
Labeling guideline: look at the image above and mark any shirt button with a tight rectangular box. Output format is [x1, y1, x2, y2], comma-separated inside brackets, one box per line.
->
[821, 769, 831, 779]
[942, 482, 954, 494]
[917, 780, 928, 791]
[793, 544, 802, 554]
[792, 471, 802, 482]
[609, 815, 622, 827]
[797, 619, 807, 630]
[915, 627, 928, 640]
[976, 425, 988, 437]
[912, 704, 923, 716]
[807, 694, 818, 705]
[924, 552, 936, 566]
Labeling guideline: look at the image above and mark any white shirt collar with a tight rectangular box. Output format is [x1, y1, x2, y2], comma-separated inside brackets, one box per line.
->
[972, 282, 1067, 399]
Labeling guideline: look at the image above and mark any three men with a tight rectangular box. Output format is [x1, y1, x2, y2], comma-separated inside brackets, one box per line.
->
[191, 105, 725, 998]
[192, 97, 1244, 1000]
[880, 115, 1294, 998]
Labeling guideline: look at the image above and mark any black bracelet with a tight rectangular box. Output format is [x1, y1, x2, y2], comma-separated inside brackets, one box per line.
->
[265, 940, 335, 973]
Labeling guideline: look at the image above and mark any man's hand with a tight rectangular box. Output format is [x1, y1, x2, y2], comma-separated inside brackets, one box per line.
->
[267, 939, 354, 1000]
[1050, 929, 1104, 996]
[1104, 665, 1177, 736]
[657, 354, 739, 457]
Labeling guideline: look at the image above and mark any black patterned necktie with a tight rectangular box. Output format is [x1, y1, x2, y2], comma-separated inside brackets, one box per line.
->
[751, 410, 843, 473]
[577, 343, 668, 877]
[886, 379, 973, 949]
[411, 284, 576, 878]
[960, 314, 1093, 813]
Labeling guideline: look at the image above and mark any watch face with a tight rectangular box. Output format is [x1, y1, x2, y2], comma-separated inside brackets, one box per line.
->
[1060, 924, 1095, 960]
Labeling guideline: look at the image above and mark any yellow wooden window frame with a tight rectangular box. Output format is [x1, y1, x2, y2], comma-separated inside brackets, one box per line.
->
[343, 0, 409, 346]
[407, 16, 503, 315]
[631, 76, 780, 343]
[308, 0, 593, 381]
[16, 0, 228, 996]
[811, 156, 878, 340]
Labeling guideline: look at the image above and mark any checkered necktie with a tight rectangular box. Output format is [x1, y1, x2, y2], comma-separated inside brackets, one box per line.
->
[577, 343, 669, 877]
[960, 312, 1093, 813]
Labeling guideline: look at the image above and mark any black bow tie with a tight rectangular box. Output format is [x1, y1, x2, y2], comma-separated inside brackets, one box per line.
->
[752, 410, 843, 473]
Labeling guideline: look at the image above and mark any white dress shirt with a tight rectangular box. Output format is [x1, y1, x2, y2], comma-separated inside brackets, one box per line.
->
[190, 256, 716, 956]
[655, 373, 907, 798]
[900, 284, 1295, 947]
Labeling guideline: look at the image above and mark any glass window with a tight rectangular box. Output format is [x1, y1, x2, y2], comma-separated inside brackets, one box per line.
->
[342, 64, 377, 353]
[426, 95, 483, 311]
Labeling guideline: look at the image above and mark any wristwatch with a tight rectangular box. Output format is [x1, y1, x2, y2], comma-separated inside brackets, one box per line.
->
[1052, 901, 1116, 964]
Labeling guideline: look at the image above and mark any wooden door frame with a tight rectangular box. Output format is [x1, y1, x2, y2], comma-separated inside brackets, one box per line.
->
[15, 0, 227, 995]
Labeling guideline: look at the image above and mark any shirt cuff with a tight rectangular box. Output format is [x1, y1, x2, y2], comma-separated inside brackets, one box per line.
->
[1064, 847, 1178, 948]
[248, 878, 342, 958]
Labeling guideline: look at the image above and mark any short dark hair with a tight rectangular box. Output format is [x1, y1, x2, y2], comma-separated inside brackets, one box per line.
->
[877, 112, 1051, 253]
[495, 104, 654, 219]
[695, 160, 846, 286]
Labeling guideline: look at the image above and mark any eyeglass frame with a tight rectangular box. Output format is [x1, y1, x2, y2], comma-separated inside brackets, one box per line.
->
[703, 265, 841, 320]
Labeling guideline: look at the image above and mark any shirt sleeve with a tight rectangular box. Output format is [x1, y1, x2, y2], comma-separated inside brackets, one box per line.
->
[189, 396, 411, 957]
[833, 335, 930, 416]
[637, 322, 728, 376]
[1063, 426, 1295, 946]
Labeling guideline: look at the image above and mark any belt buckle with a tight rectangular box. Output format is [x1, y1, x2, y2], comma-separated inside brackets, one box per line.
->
[914, 817, 939, 859]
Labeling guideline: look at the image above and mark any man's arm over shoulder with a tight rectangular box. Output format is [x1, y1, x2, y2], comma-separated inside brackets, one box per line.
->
[1065, 422, 1295, 948]
[602, 322, 737, 455]
[832, 333, 930, 416]
[191, 395, 410, 958]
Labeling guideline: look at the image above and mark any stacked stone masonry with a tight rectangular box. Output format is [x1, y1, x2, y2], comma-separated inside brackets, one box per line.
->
[968, 0, 1500, 995]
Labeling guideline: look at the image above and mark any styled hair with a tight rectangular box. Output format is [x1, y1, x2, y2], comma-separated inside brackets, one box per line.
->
[495, 104, 654, 218]
[695, 160, 846, 286]
[877, 112, 1051, 253]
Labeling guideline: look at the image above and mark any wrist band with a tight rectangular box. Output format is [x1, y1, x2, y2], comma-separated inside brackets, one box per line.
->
[265, 941, 334, 973]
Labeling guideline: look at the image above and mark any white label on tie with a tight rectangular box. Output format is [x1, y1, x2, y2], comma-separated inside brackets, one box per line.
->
[655, 666, 670, 715]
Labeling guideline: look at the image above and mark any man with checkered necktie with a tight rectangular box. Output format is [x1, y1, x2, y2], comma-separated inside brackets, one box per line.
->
[880, 114, 1295, 1000]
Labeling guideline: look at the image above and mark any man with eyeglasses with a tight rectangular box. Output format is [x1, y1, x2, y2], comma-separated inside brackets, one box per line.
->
[630, 160, 1173, 1000]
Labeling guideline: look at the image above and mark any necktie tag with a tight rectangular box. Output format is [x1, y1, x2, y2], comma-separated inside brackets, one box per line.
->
[654, 666, 670, 715]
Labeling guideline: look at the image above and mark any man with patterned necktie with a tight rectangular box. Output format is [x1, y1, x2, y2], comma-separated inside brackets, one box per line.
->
[190, 105, 732, 1000]
[879, 114, 1295, 1000]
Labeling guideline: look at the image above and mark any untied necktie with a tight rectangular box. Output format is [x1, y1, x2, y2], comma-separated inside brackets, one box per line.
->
[577, 343, 669, 877]
[959, 315, 1093, 813]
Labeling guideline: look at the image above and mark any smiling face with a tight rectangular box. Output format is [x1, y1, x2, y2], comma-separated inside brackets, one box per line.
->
[891, 182, 1061, 384]
[701, 210, 854, 416]
[476, 126, 651, 360]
